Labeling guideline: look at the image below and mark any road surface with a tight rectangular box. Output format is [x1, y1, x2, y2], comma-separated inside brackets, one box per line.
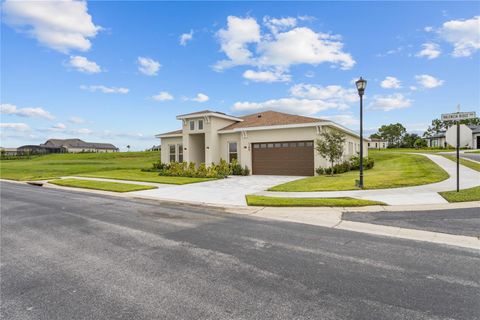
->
[1, 182, 479, 320]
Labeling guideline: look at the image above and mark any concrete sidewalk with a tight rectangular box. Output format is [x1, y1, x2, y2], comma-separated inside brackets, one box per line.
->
[256, 154, 480, 205]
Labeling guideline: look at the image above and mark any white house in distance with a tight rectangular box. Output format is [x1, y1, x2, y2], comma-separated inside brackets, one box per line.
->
[156, 110, 368, 176]
[425, 124, 480, 149]
[368, 138, 388, 149]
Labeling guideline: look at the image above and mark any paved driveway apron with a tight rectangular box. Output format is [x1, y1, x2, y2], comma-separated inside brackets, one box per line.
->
[130, 175, 301, 206]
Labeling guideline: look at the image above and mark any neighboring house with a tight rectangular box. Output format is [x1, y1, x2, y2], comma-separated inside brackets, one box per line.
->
[0, 147, 18, 155]
[367, 139, 388, 149]
[147, 145, 161, 151]
[425, 124, 480, 149]
[18, 139, 118, 154]
[156, 110, 368, 176]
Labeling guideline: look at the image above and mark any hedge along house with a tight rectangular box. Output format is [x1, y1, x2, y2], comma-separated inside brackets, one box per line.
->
[156, 110, 369, 176]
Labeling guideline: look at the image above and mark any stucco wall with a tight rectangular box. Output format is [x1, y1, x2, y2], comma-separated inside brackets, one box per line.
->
[446, 124, 473, 148]
[160, 136, 182, 163]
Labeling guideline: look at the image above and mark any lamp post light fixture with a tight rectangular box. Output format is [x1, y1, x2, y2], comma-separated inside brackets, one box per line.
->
[355, 77, 367, 189]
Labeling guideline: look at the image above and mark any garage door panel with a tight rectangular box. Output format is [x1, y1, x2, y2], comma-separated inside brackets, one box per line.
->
[252, 141, 314, 176]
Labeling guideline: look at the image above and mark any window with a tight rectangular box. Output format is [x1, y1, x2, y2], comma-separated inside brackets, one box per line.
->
[282, 143, 289, 147]
[298, 142, 305, 147]
[228, 142, 238, 163]
[198, 120, 203, 130]
[189, 120, 195, 130]
[178, 144, 183, 162]
[274, 143, 281, 148]
[169, 145, 176, 162]
[253, 144, 260, 149]
[267, 143, 274, 148]
[260, 143, 267, 148]
[306, 141, 313, 147]
[289, 142, 297, 147]
[348, 142, 353, 154]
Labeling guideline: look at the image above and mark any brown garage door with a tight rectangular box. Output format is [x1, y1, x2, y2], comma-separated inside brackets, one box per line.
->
[252, 141, 314, 176]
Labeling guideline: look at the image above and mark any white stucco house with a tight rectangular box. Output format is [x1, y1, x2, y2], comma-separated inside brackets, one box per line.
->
[425, 124, 480, 149]
[156, 110, 368, 176]
[368, 138, 388, 149]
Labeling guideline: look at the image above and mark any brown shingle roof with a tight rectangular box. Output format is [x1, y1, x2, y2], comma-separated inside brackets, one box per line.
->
[157, 129, 182, 136]
[219, 111, 324, 131]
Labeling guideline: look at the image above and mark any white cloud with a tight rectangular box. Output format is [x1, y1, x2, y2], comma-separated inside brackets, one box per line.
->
[243, 69, 291, 83]
[233, 98, 340, 116]
[416, 43, 441, 59]
[214, 15, 355, 76]
[68, 55, 101, 73]
[368, 93, 412, 111]
[438, 16, 480, 57]
[191, 93, 209, 103]
[305, 71, 315, 78]
[380, 76, 402, 89]
[1, 0, 100, 53]
[289, 83, 357, 109]
[71, 128, 93, 135]
[80, 85, 129, 94]
[137, 57, 161, 76]
[1, 103, 54, 120]
[179, 30, 193, 46]
[0, 122, 31, 131]
[51, 123, 66, 130]
[152, 91, 174, 101]
[68, 116, 85, 124]
[415, 74, 444, 89]
[424, 26, 434, 32]
[323, 114, 359, 126]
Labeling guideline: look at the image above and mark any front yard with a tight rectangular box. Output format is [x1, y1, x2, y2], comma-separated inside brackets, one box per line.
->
[439, 186, 480, 202]
[270, 151, 449, 192]
[246, 195, 385, 207]
[49, 179, 157, 192]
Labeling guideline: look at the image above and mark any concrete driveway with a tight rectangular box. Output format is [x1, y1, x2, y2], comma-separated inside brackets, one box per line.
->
[130, 175, 301, 206]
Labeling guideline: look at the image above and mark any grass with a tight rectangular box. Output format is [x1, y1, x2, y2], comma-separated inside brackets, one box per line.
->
[269, 151, 449, 192]
[439, 186, 480, 202]
[245, 195, 385, 207]
[0, 151, 160, 181]
[465, 150, 480, 154]
[49, 178, 157, 193]
[441, 155, 480, 172]
[80, 169, 215, 185]
[373, 148, 450, 154]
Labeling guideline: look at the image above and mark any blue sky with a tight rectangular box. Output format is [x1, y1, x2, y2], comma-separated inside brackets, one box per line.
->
[1, 1, 479, 150]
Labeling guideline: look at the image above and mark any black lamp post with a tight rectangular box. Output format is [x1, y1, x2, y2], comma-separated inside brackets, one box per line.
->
[355, 77, 367, 189]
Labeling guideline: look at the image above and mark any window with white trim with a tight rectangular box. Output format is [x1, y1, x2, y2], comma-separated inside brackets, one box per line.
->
[178, 144, 183, 162]
[198, 120, 203, 130]
[228, 142, 238, 163]
[189, 120, 195, 130]
[169, 145, 176, 162]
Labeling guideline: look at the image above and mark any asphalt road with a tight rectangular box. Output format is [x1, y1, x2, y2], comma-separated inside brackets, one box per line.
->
[461, 152, 480, 162]
[1, 182, 479, 320]
[343, 208, 480, 237]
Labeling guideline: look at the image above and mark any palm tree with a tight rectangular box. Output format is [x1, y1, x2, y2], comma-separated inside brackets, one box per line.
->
[126, 145, 131, 152]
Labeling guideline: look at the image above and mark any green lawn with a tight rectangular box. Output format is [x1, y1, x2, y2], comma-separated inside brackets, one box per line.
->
[0, 151, 160, 181]
[49, 178, 157, 193]
[373, 148, 450, 154]
[270, 151, 449, 192]
[441, 155, 480, 172]
[80, 169, 215, 185]
[465, 150, 480, 154]
[439, 186, 480, 202]
[246, 195, 385, 207]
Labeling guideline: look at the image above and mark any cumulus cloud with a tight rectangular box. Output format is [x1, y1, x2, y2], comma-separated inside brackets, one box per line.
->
[214, 15, 355, 79]
[233, 98, 339, 116]
[68, 116, 86, 124]
[68, 55, 101, 73]
[289, 83, 357, 109]
[380, 76, 402, 89]
[137, 57, 161, 76]
[1, 103, 54, 120]
[1, 0, 100, 53]
[179, 30, 194, 46]
[416, 43, 441, 59]
[438, 16, 480, 57]
[368, 93, 412, 111]
[415, 74, 444, 89]
[243, 69, 291, 83]
[80, 85, 129, 94]
[152, 91, 174, 101]
[0, 122, 31, 131]
[51, 123, 66, 131]
[191, 93, 209, 103]
[323, 114, 359, 126]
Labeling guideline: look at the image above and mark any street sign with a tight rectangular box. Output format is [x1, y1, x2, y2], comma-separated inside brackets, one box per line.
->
[441, 111, 476, 121]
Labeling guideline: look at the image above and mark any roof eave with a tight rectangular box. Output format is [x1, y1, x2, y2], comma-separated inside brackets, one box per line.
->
[176, 112, 243, 122]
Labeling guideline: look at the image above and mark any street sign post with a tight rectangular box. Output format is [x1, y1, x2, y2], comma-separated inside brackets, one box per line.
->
[440, 109, 476, 192]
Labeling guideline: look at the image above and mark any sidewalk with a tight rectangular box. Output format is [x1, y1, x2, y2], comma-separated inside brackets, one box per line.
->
[256, 154, 480, 205]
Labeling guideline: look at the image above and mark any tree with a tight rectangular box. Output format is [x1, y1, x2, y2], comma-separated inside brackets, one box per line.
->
[126, 145, 131, 152]
[401, 133, 420, 148]
[377, 123, 406, 147]
[315, 130, 346, 176]
[414, 138, 427, 149]
[369, 133, 381, 139]
[423, 117, 480, 137]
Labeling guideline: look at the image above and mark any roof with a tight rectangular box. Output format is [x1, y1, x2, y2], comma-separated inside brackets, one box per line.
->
[219, 111, 324, 131]
[155, 129, 182, 137]
[426, 131, 446, 139]
[369, 138, 387, 142]
[41, 139, 117, 150]
[176, 110, 242, 122]
[469, 125, 480, 133]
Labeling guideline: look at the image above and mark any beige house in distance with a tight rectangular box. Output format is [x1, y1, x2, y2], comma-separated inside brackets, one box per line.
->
[156, 110, 368, 176]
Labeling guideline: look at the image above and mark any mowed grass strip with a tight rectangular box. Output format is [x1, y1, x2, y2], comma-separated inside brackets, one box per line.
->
[441, 155, 480, 172]
[0, 152, 160, 181]
[49, 178, 157, 193]
[246, 195, 385, 207]
[269, 151, 449, 192]
[439, 186, 480, 202]
[80, 169, 216, 185]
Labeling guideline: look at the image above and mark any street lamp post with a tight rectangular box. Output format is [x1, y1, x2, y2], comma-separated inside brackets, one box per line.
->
[355, 77, 367, 189]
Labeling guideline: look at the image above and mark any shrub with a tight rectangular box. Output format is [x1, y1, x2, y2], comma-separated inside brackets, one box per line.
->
[316, 156, 375, 175]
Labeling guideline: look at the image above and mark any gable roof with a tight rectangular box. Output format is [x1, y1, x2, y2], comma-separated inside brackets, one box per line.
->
[41, 139, 117, 150]
[176, 110, 242, 121]
[219, 111, 324, 131]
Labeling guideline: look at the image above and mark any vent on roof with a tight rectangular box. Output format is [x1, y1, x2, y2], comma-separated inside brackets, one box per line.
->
[257, 114, 262, 118]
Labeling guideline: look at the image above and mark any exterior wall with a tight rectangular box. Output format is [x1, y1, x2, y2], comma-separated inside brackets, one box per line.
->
[473, 133, 480, 149]
[219, 132, 241, 163]
[446, 125, 473, 148]
[160, 136, 182, 163]
[367, 141, 388, 149]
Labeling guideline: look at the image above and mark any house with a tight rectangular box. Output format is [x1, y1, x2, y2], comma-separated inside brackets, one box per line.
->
[425, 124, 480, 149]
[368, 138, 388, 149]
[0, 147, 18, 156]
[146, 145, 161, 151]
[18, 139, 118, 154]
[156, 110, 368, 176]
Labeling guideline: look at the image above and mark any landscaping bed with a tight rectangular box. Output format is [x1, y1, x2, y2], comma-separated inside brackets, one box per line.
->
[245, 195, 385, 207]
[269, 152, 449, 192]
[49, 178, 157, 193]
[439, 186, 480, 202]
